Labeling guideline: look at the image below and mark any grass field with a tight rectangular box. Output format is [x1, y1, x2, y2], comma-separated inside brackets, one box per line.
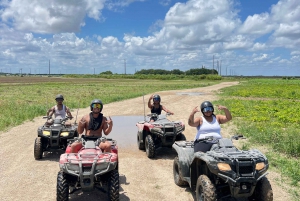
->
[214, 78, 300, 193]
[0, 76, 222, 131]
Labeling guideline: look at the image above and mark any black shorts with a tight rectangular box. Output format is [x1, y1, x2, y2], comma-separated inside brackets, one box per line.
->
[194, 140, 214, 153]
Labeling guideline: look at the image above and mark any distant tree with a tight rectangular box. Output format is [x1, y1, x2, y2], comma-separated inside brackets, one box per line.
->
[100, 71, 113, 75]
[170, 69, 184, 75]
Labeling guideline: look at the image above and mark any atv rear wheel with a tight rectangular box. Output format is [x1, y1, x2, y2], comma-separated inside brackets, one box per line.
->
[57, 171, 69, 201]
[196, 175, 217, 201]
[249, 177, 273, 201]
[145, 135, 155, 158]
[175, 133, 186, 141]
[34, 137, 43, 160]
[108, 169, 119, 201]
[137, 131, 145, 150]
[173, 156, 188, 186]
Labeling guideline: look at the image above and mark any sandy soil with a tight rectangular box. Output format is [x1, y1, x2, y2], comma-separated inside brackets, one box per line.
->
[0, 82, 291, 201]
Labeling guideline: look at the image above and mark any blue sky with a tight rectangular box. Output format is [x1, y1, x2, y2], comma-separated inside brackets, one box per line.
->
[0, 0, 299, 76]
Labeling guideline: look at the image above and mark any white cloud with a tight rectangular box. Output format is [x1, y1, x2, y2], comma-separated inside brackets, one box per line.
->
[239, 13, 274, 35]
[159, 0, 172, 6]
[253, 54, 269, 62]
[249, 43, 267, 52]
[0, 0, 106, 34]
[0, 0, 299, 75]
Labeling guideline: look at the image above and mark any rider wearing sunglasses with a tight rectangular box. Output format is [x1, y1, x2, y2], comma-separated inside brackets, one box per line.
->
[70, 99, 113, 153]
[188, 101, 232, 152]
[148, 94, 174, 122]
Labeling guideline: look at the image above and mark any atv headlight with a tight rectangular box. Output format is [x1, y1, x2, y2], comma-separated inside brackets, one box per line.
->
[60, 132, 69, 137]
[42, 131, 50, 136]
[217, 163, 231, 171]
[66, 164, 79, 171]
[255, 162, 265, 170]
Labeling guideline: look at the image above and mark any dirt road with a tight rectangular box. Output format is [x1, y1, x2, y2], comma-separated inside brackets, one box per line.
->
[0, 82, 291, 201]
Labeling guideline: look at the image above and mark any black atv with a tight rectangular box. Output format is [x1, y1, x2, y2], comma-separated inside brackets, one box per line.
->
[136, 113, 186, 158]
[34, 116, 78, 160]
[172, 135, 273, 200]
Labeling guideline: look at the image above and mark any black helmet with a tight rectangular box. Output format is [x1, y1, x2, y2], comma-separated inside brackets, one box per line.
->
[153, 94, 161, 102]
[200, 101, 214, 113]
[55, 94, 64, 100]
[90, 99, 103, 112]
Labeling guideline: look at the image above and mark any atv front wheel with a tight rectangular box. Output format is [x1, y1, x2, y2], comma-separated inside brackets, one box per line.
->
[145, 135, 155, 158]
[175, 133, 186, 141]
[108, 169, 119, 201]
[57, 171, 69, 201]
[249, 177, 273, 201]
[196, 175, 217, 201]
[34, 137, 43, 160]
[173, 156, 188, 186]
[137, 131, 145, 150]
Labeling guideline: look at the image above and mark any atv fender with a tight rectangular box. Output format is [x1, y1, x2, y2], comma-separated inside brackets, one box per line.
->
[190, 152, 217, 191]
[172, 141, 194, 186]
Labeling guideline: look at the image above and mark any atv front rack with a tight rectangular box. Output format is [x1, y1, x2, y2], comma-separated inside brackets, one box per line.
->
[59, 152, 118, 176]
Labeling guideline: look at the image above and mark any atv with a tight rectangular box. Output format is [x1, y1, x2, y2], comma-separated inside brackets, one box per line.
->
[136, 112, 185, 158]
[57, 136, 119, 201]
[34, 116, 78, 160]
[172, 135, 273, 201]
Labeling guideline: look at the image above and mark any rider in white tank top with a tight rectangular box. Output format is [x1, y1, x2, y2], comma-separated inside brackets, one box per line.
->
[54, 105, 66, 119]
[194, 115, 221, 141]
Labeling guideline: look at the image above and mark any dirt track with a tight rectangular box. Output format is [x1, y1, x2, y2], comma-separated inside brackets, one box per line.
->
[0, 82, 292, 201]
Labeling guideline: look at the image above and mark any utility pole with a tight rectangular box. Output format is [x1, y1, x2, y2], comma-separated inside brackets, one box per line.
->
[49, 60, 50, 75]
[94, 68, 95, 75]
[124, 59, 126, 75]
[220, 60, 222, 76]
[212, 55, 214, 74]
[217, 60, 219, 75]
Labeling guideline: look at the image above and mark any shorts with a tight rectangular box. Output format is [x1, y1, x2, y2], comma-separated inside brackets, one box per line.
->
[194, 140, 214, 153]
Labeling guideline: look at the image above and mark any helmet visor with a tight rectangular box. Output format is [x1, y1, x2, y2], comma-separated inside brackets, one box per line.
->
[92, 103, 102, 109]
[202, 107, 213, 112]
[153, 98, 160, 102]
[56, 98, 63, 102]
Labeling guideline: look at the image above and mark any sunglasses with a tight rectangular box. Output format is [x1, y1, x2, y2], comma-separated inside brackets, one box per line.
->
[153, 98, 160, 101]
[56, 99, 63, 101]
[202, 107, 213, 112]
[92, 103, 102, 109]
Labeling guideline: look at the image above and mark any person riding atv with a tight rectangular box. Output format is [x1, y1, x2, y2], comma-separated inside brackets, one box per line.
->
[188, 101, 232, 152]
[46, 94, 73, 125]
[148, 94, 174, 122]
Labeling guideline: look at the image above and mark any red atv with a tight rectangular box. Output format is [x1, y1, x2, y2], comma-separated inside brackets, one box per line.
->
[136, 113, 185, 158]
[57, 136, 119, 201]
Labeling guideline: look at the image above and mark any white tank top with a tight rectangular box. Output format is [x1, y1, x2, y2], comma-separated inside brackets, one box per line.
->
[194, 115, 221, 141]
[54, 105, 66, 119]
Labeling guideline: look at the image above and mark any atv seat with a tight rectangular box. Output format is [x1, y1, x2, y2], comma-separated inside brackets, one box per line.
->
[84, 141, 96, 149]
[211, 138, 238, 152]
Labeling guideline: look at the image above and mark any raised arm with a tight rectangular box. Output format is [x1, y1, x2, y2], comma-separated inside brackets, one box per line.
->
[188, 106, 201, 127]
[103, 116, 113, 135]
[216, 105, 232, 124]
[148, 95, 153, 109]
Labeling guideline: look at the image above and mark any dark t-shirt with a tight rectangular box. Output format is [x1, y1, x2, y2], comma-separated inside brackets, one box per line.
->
[151, 105, 162, 115]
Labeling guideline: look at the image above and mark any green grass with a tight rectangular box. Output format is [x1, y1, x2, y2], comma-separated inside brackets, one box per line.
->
[0, 77, 222, 132]
[214, 78, 300, 187]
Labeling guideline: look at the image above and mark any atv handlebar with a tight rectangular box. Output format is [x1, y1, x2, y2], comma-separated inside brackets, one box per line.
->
[231, 134, 246, 140]
[43, 116, 72, 120]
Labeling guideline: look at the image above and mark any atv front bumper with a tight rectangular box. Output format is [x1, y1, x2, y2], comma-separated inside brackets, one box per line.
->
[218, 172, 268, 198]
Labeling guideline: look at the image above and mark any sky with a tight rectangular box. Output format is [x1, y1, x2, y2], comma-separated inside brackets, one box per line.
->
[0, 0, 299, 76]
